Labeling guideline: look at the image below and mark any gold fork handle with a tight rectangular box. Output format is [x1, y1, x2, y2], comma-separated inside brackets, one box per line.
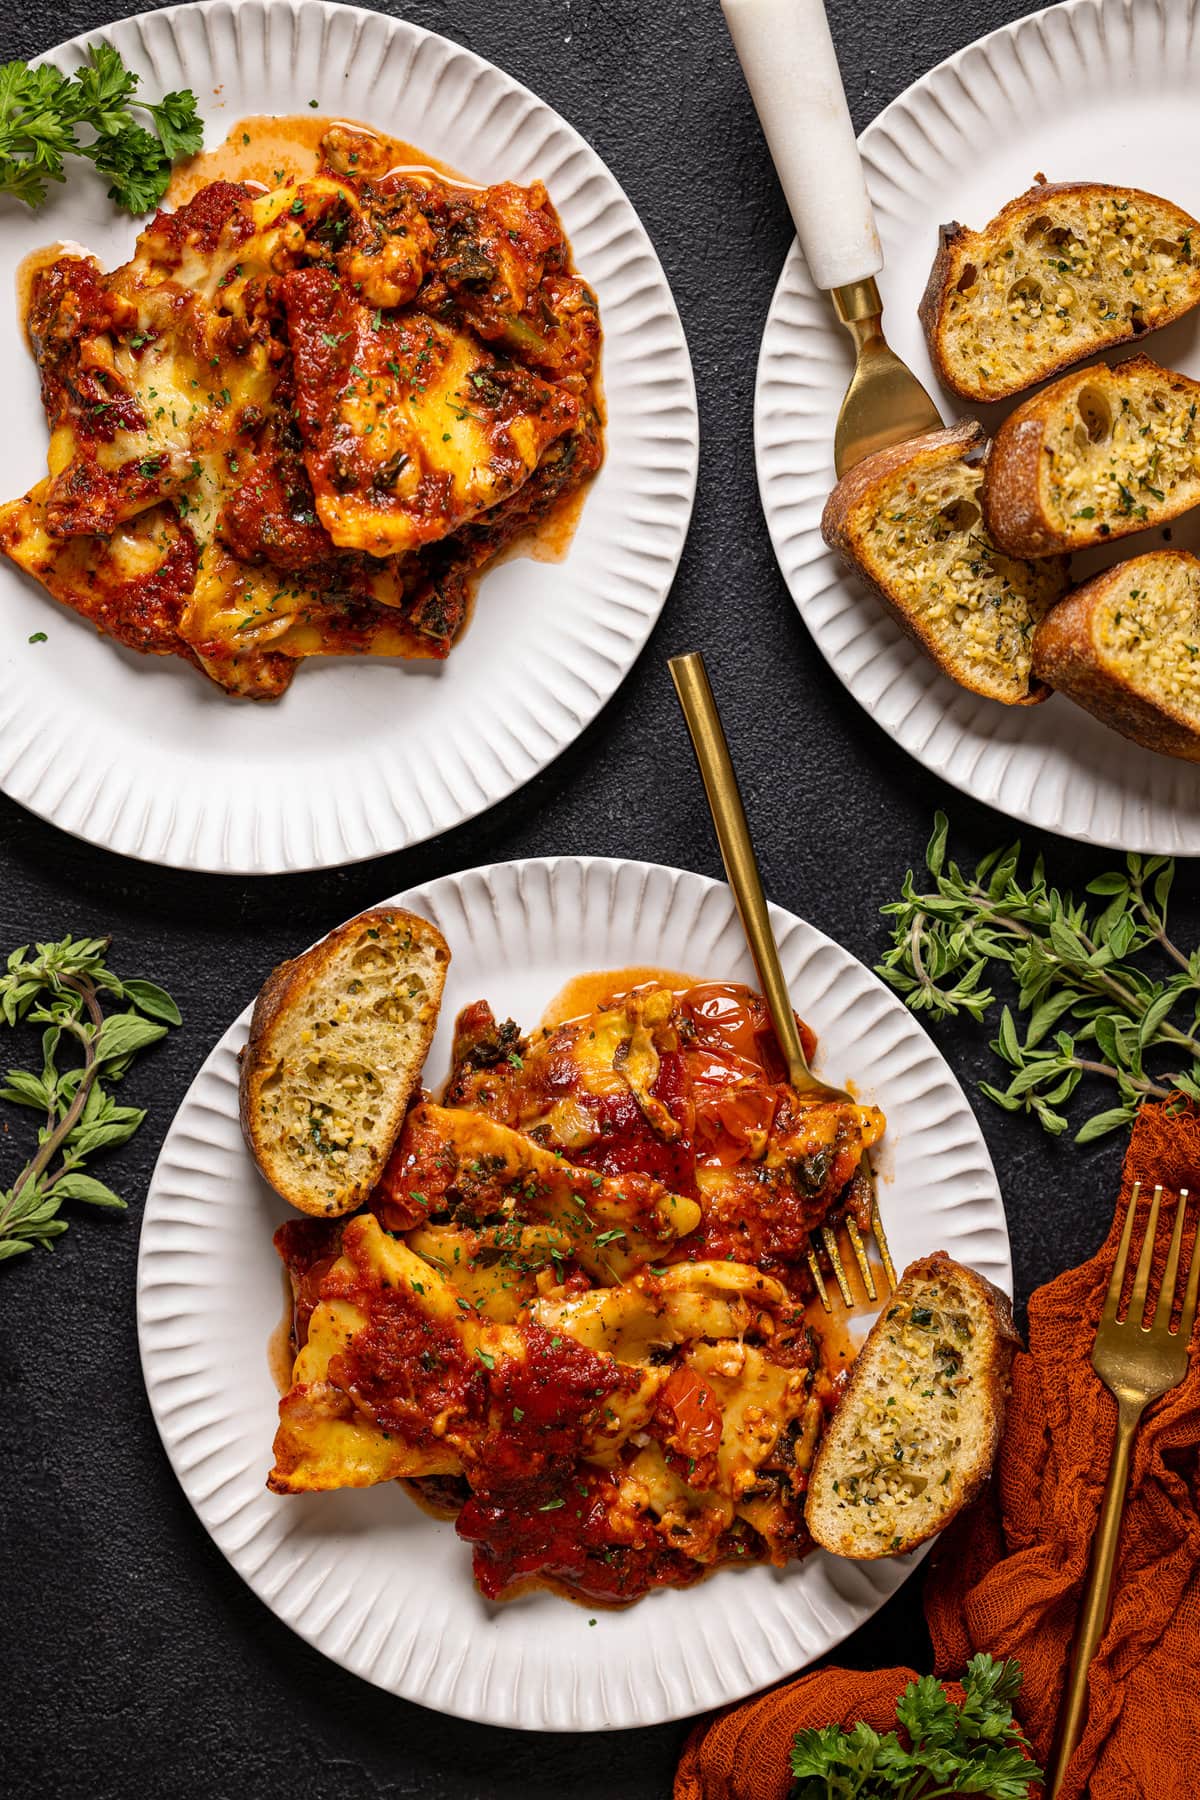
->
[1047, 1394, 1145, 1798]
[668, 652, 823, 1095]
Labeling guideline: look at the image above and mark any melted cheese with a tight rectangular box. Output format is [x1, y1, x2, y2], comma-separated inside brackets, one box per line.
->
[402, 1103, 701, 1280]
[266, 974, 881, 1600]
[4, 160, 600, 697]
[271, 1216, 517, 1492]
[283, 275, 577, 557]
[0, 486, 194, 661]
[405, 1220, 572, 1321]
[686, 1341, 809, 1501]
[529, 1262, 787, 1361]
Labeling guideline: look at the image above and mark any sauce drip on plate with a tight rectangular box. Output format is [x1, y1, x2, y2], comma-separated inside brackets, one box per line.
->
[539, 965, 697, 1030]
[165, 113, 475, 204]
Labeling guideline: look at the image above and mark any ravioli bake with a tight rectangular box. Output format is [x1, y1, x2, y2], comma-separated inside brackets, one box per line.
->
[0, 123, 602, 698]
[265, 972, 889, 1604]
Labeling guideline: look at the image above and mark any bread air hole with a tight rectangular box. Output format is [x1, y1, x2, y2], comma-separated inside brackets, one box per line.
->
[1006, 275, 1043, 312]
[955, 261, 977, 293]
[1077, 385, 1112, 444]
[1022, 217, 1081, 253]
[939, 497, 980, 532]
[350, 943, 391, 973]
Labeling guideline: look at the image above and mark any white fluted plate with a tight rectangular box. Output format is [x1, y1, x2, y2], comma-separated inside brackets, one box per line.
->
[758, 0, 1200, 852]
[0, 1, 696, 872]
[137, 856, 1009, 1729]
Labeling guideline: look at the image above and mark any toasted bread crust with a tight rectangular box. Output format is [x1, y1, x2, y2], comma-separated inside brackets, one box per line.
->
[1033, 553, 1200, 760]
[982, 354, 1200, 557]
[240, 906, 449, 1217]
[822, 422, 1059, 704]
[805, 1252, 1018, 1560]
[920, 180, 1200, 402]
[821, 421, 985, 537]
[980, 412, 1063, 558]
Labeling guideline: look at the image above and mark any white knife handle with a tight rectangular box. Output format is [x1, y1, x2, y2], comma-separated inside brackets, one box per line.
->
[722, 0, 882, 292]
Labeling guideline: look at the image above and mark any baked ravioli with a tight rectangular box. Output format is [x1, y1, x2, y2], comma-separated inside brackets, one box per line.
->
[0, 134, 602, 698]
[271, 978, 887, 1604]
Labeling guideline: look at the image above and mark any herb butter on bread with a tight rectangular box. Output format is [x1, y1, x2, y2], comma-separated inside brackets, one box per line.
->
[806, 1253, 1017, 1560]
[1033, 550, 1200, 761]
[821, 422, 1068, 705]
[920, 180, 1200, 404]
[240, 907, 449, 1217]
[982, 355, 1200, 558]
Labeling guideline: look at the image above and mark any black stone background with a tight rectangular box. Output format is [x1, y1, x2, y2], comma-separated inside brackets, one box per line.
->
[2, 0, 1193, 1794]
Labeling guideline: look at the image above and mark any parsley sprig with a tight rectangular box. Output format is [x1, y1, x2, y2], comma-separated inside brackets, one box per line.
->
[0, 44, 202, 212]
[878, 813, 1200, 1143]
[0, 935, 180, 1262]
[790, 1654, 1041, 1799]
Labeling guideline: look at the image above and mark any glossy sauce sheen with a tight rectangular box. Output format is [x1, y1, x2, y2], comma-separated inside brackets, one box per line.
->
[267, 1269, 297, 1396]
[166, 114, 477, 205]
[532, 975, 877, 1351]
[7, 114, 605, 698]
[15, 244, 69, 352]
[539, 966, 698, 1030]
[268, 970, 694, 1386]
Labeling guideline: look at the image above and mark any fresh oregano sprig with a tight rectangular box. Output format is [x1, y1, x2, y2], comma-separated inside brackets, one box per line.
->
[0, 935, 180, 1262]
[877, 814, 1200, 1144]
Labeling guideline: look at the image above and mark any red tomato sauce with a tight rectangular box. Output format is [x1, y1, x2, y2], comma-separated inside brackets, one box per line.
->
[324, 1262, 484, 1451]
[273, 973, 877, 1606]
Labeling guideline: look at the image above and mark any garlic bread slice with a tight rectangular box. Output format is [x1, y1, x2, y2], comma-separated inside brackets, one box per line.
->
[240, 907, 449, 1217]
[1033, 549, 1200, 760]
[822, 422, 1068, 704]
[920, 180, 1200, 403]
[983, 355, 1200, 557]
[806, 1253, 1017, 1560]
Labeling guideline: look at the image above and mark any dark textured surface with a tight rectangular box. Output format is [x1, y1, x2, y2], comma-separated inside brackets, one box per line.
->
[2, 1, 1196, 1795]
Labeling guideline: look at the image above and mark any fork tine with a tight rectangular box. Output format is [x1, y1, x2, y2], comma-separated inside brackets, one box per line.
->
[821, 1225, 855, 1306]
[871, 1199, 896, 1293]
[845, 1216, 877, 1302]
[1177, 1190, 1200, 1344]
[807, 1244, 832, 1312]
[1103, 1180, 1141, 1322]
[1154, 1187, 1189, 1330]
[1127, 1184, 1163, 1325]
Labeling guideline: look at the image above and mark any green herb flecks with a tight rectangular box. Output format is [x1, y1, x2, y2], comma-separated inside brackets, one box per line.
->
[877, 813, 1200, 1143]
[0, 935, 180, 1261]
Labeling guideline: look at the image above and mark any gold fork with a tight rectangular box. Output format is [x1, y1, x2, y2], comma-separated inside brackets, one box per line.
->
[721, 0, 942, 475]
[1047, 1181, 1199, 1799]
[669, 650, 894, 1310]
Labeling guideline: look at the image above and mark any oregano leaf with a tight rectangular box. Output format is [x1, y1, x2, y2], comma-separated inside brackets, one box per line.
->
[0, 936, 178, 1263]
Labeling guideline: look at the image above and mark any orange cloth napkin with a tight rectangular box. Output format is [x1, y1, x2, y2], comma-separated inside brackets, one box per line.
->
[676, 1098, 1200, 1800]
